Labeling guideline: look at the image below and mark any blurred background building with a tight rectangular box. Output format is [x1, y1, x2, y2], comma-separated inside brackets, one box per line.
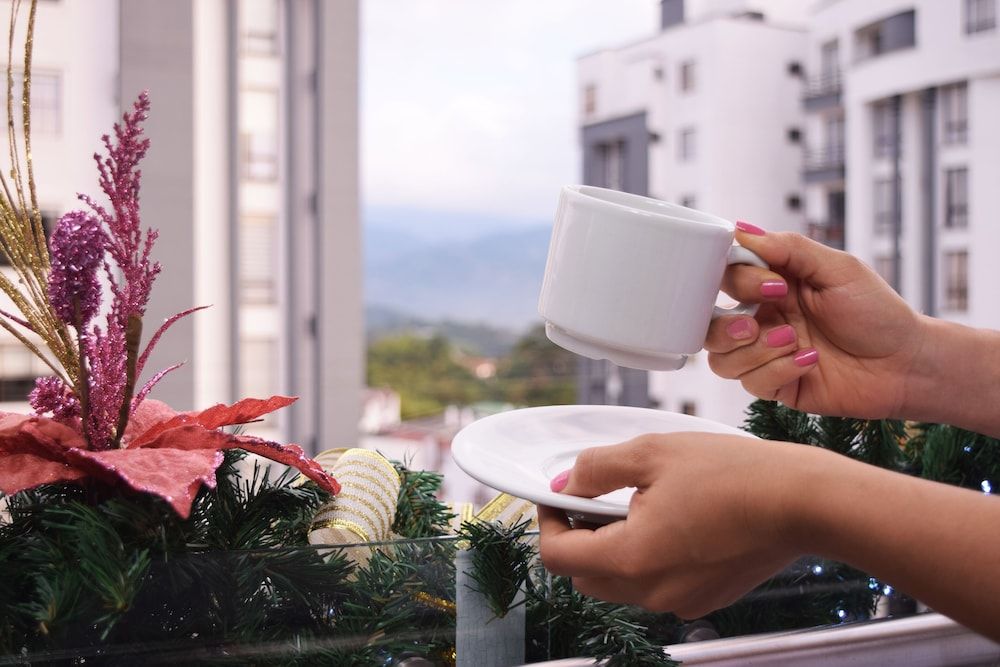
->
[0, 0, 362, 454]
[576, 0, 999, 424]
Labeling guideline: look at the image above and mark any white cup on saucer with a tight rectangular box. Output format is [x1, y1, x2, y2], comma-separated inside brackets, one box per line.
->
[538, 185, 767, 371]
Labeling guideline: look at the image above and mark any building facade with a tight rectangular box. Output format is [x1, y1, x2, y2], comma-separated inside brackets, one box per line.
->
[576, 0, 808, 425]
[576, 0, 1000, 426]
[806, 0, 1000, 328]
[0, 0, 362, 454]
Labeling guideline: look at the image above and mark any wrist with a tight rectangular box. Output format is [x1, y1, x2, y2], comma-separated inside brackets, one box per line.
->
[900, 316, 1000, 435]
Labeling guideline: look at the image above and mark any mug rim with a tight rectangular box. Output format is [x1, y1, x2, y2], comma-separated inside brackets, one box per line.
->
[566, 185, 733, 232]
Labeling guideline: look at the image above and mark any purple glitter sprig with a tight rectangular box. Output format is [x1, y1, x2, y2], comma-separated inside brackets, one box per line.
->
[29, 376, 80, 422]
[47, 211, 106, 328]
[78, 90, 160, 321]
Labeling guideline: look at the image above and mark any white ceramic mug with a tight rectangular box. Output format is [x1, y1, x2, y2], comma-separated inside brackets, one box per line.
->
[537, 185, 767, 371]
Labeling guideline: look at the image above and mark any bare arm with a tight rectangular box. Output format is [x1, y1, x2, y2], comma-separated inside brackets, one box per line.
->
[899, 316, 1000, 438]
[538, 434, 1000, 641]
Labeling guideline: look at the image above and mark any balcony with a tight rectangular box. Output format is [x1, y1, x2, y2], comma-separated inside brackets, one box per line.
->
[804, 145, 846, 184]
[803, 72, 842, 111]
[808, 220, 845, 250]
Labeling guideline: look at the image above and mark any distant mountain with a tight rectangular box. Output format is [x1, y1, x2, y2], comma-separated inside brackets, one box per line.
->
[364, 223, 553, 331]
[365, 305, 521, 357]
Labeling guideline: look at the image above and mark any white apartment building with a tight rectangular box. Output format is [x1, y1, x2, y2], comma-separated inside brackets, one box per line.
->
[575, 0, 808, 425]
[805, 0, 1000, 328]
[576, 0, 1000, 426]
[0, 0, 362, 454]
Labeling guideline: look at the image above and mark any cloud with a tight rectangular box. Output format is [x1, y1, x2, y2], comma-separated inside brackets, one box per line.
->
[361, 0, 658, 221]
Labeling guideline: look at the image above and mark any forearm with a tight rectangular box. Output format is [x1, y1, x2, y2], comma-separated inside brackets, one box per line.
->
[788, 447, 1000, 640]
[899, 316, 1000, 438]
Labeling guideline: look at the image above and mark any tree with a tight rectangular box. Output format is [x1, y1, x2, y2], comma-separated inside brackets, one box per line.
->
[367, 334, 485, 420]
[494, 324, 576, 406]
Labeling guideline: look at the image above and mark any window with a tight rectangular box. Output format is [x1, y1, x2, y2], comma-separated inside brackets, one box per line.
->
[679, 60, 696, 93]
[872, 100, 898, 158]
[855, 10, 916, 61]
[940, 83, 968, 145]
[943, 250, 969, 311]
[944, 168, 969, 229]
[597, 140, 625, 190]
[240, 0, 279, 55]
[239, 88, 279, 181]
[819, 40, 840, 82]
[874, 178, 896, 235]
[678, 127, 696, 161]
[583, 84, 597, 116]
[825, 114, 845, 160]
[874, 255, 896, 286]
[240, 214, 278, 304]
[679, 194, 696, 209]
[6, 71, 61, 136]
[966, 0, 996, 33]
[240, 338, 279, 400]
[0, 346, 44, 402]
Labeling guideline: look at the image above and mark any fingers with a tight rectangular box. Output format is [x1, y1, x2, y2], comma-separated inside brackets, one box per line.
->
[720, 263, 788, 305]
[537, 505, 628, 578]
[557, 438, 660, 499]
[737, 348, 819, 401]
[735, 225, 857, 288]
[705, 315, 759, 354]
[708, 323, 800, 380]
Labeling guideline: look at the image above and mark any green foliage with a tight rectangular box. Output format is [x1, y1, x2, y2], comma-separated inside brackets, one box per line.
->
[392, 463, 455, 538]
[493, 324, 576, 406]
[907, 423, 1000, 489]
[745, 401, 905, 469]
[743, 399, 815, 444]
[527, 575, 679, 667]
[459, 519, 534, 618]
[366, 334, 485, 419]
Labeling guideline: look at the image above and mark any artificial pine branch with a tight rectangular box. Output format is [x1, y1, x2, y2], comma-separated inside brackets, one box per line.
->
[743, 400, 815, 443]
[526, 575, 679, 667]
[459, 518, 534, 617]
[391, 463, 455, 538]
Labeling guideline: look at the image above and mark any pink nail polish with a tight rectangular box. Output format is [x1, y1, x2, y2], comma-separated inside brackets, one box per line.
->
[726, 318, 753, 340]
[761, 280, 788, 298]
[794, 348, 819, 367]
[736, 220, 766, 236]
[765, 324, 796, 348]
[550, 469, 571, 492]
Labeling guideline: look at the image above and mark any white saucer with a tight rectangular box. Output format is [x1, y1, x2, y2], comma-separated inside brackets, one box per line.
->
[451, 405, 754, 524]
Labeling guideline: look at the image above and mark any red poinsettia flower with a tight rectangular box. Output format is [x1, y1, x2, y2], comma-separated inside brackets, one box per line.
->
[0, 395, 340, 518]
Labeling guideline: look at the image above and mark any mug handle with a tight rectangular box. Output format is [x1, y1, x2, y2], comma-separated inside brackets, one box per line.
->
[712, 245, 769, 318]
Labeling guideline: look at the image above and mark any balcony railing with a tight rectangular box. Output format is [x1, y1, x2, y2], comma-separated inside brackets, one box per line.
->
[803, 72, 842, 110]
[804, 146, 845, 183]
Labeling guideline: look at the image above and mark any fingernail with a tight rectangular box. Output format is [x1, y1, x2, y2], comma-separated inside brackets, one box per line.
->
[761, 280, 788, 298]
[794, 348, 819, 367]
[765, 324, 796, 348]
[736, 220, 766, 236]
[726, 318, 754, 340]
[550, 469, 571, 492]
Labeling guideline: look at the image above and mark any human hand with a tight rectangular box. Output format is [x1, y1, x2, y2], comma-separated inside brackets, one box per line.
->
[537, 432, 808, 618]
[706, 223, 926, 419]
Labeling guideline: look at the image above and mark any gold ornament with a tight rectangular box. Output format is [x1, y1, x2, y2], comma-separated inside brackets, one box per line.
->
[308, 447, 402, 565]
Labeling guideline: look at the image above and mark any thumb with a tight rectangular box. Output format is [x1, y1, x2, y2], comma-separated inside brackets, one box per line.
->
[735, 227, 857, 288]
[552, 438, 659, 499]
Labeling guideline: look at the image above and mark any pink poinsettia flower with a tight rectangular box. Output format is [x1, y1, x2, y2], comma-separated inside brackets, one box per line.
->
[0, 395, 339, 518]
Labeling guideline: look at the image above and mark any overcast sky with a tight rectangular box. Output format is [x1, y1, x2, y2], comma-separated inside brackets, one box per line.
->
[360, 0, 658, 226]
